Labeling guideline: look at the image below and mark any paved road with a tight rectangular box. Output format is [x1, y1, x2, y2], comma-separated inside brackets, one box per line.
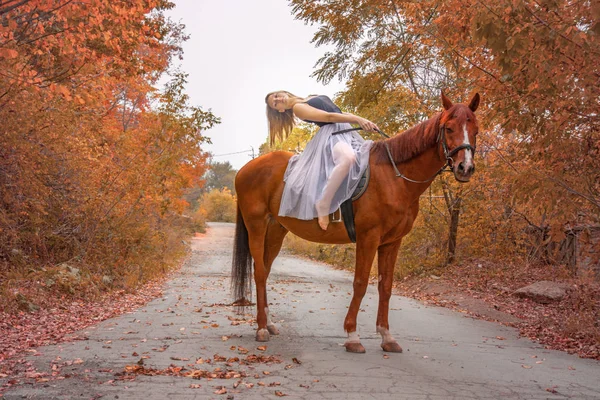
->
[3, 222, 600, 399]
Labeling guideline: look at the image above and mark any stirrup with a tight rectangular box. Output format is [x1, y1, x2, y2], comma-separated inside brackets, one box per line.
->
[330, 208, 342, 223]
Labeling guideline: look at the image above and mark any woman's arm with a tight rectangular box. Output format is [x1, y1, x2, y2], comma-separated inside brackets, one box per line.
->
[292, 103, 379, 132]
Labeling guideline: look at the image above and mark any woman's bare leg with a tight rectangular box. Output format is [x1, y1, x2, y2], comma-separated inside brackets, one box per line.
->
[316, 142, 356, 230]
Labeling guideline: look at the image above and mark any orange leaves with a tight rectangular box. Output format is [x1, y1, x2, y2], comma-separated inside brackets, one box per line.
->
[291, 0, 599, 268]
[0, 0, 219, 308]
[0, 48, 18, 59]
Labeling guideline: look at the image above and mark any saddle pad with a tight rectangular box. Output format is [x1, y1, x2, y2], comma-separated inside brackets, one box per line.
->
[341, 165, 371, 243]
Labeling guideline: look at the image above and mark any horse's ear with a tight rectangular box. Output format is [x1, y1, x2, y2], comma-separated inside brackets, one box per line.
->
[441, 90, 453, 110]
[468, 93, 480, 112]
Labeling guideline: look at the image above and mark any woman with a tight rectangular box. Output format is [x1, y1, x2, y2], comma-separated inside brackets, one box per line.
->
[265, 90, 378, 231]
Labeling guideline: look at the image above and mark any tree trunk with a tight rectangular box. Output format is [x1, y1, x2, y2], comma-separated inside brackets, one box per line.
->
[446, 197, 462, 266]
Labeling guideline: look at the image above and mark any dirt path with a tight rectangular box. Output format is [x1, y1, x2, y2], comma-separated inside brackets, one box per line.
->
[2, 222, 600, 399]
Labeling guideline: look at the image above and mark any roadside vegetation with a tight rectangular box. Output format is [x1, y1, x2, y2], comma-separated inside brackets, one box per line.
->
[0, 2, 219, 312]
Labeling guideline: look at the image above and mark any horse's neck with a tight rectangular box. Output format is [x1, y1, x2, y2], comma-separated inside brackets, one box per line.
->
[384, 118, 445, 186]
[399, 145, 445, 187]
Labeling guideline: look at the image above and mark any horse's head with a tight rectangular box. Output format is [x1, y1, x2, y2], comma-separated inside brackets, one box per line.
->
[439, 91, 480, 183]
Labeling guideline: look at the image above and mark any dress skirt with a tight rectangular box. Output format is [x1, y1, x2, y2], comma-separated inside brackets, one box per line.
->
[278, 123, 373, 220]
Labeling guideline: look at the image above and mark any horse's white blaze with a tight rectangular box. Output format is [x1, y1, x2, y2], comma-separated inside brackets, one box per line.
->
[377, 326, 396, 344]
[462, 123, 473, 167]
[346, 331, 360, 343]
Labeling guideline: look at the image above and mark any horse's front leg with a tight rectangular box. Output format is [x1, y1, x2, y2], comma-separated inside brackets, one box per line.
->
[344, 236, 378, 353]
[376, 240, 403, 353]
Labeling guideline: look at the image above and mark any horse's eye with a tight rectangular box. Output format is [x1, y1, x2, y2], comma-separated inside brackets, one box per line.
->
[446, 127, 453, 133]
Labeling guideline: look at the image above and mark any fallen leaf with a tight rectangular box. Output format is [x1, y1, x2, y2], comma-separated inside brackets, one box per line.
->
[275, 391, 287, 396]
[214, 387, 227, 394]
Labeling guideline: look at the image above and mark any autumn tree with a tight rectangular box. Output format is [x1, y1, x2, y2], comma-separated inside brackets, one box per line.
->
[0, 0, 219, 301]
[260, 124, 316, 155]
[291, 0, 599, 268]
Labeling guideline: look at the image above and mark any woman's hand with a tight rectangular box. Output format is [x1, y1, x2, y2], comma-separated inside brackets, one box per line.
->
[356, 116, 379, 133]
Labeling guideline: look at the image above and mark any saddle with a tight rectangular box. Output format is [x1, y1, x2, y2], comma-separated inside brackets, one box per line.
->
[329, 165, 370, 243]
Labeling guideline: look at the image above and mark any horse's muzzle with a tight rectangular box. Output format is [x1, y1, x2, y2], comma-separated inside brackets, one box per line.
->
[454, 161, 475, 182]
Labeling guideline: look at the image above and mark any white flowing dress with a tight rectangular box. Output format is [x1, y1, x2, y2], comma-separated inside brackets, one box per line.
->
[278, 95, 373, 220]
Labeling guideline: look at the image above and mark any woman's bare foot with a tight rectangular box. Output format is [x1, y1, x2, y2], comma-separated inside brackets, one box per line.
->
[316, 199, 330, 231]
[318, 215, 329, 231]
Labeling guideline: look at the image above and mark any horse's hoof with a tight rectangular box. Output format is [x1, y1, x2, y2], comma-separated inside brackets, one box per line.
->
[344, 342, 366, 353]
[267, 324, 280, 335]
[381, 341, 403, 353]
[256, 328, 270, 342]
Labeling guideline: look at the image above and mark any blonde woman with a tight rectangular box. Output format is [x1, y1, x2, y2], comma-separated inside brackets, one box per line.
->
[265, 91, 377, 231]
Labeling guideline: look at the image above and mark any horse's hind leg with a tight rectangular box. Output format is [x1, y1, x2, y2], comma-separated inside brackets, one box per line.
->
[245, 216, 271, 342]
[376, 240, 403, 353]
[262, 217, 288, 335]
[344, 238, 378, 353]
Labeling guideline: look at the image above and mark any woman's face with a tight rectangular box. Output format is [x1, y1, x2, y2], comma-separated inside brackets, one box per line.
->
[267, 92, 288, 113]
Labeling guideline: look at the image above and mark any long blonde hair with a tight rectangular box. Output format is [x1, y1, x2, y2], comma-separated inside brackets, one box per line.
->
[265, 90, 303, 146]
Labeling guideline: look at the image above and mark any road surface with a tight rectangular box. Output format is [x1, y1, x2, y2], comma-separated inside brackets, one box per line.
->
[2, 222, 600, 399]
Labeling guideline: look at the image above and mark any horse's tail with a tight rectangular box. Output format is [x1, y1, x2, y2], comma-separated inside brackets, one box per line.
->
[231, 205, 253, 305]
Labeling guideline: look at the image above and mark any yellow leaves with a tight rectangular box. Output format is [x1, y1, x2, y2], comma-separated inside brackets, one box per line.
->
[198, 188, 236, 223]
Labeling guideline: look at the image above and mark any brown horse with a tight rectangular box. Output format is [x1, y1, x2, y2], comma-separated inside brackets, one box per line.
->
[232, 91, 480, 353]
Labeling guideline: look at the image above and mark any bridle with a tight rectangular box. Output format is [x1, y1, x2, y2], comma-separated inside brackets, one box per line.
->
[437, 125, 476, 172]
[332, 124, 476, 184]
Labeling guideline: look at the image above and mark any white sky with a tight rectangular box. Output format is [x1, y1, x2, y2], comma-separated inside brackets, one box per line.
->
[165, 0, 346, 170]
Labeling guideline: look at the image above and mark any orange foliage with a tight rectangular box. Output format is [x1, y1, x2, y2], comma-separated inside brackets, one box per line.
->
[0, 1, 219, 296]
[291, 0, 599, 270]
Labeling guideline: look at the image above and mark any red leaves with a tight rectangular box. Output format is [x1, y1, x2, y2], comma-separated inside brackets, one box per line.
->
[0, 282, 164, 376]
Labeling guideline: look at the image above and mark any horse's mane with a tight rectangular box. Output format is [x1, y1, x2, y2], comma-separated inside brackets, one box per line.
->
[371, 112, 442, 164]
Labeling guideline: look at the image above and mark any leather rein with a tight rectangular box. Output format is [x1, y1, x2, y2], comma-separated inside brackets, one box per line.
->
[332, 125, 476, 184]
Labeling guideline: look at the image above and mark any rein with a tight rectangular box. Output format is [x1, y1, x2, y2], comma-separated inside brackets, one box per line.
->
[332, 125, 475, 184]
